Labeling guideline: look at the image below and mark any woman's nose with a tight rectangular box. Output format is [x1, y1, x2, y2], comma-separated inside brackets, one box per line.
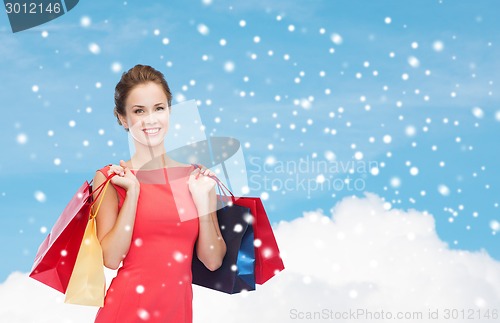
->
[143, 111, 158, 123]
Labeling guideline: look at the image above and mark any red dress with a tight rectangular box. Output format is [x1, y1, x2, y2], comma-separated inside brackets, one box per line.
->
[94, 164, 199, 323]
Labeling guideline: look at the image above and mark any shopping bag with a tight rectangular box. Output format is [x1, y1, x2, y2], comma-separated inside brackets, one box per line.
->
[64, 179, 111, 306]
[29, 181, 92, 293]
[231, 197, 285, 284]
[191, 197, 256, 294]
[29, 174, 113, 294]
[190, 164, 284, 285]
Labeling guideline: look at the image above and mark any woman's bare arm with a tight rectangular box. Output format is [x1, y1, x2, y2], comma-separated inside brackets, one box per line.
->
[194, 186, 226, 271]
[92, 163, 140, 270]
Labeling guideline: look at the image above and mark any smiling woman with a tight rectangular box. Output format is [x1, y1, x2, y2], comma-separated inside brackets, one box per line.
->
[118, 81, 171, 151]
[92, 64, 226, 323]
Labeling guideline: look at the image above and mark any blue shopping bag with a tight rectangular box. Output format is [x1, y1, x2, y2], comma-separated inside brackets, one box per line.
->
[191, 198, 256, 294]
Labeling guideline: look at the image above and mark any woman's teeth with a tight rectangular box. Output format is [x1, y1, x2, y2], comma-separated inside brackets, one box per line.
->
[143, 128, 160, 135]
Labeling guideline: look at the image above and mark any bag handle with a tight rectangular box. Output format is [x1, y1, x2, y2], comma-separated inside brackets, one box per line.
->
[91, 169, 116, 195]
[191, 164, 235, 201]
[89, 173, 116, 219]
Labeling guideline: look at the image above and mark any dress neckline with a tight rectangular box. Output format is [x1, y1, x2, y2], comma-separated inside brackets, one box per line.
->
[129, 164, 194, 172]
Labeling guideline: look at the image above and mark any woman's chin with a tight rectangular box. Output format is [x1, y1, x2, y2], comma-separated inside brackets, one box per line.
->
[130, 134, 166, 147]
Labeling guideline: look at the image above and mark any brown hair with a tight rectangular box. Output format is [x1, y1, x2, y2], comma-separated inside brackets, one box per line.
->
[114, 64, 172, 131]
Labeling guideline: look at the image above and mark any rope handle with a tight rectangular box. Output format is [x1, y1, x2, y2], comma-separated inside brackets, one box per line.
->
[191, 163, 235, 201]
[89, 172, 116, 219]
[84, 168, 115, 202]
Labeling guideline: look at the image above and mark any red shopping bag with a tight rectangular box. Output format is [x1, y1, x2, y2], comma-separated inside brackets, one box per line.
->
[29, 175, 112, 293]
[231, 197, 285, 284]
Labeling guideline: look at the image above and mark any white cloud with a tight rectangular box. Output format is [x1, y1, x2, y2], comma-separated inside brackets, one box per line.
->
[1, 193, 499, 322]
[0, 271, 98, 322]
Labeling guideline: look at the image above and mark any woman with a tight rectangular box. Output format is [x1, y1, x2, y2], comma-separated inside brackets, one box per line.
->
[92, 64, 226, 322]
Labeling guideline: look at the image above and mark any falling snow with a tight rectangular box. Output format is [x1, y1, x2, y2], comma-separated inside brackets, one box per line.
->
[88, 43, 100, 54]
[80, 16, 91, 27]
[197, 24, 209, 36]
[16, 133, 28, 144]
[438, 185, 450, 196]
[407, 56, 420, 68]
[111, 62, 122, 73]
[472, 107, 484, 119]
[34, 191, 46, 203]
[433, 40, 444, 52]
[3, 3, 499, 305]
[173, 251, 185, 262]
[330, 33, 343, 45]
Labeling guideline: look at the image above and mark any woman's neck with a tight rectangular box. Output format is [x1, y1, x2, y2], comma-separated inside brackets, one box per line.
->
[129, 143, 168, 170]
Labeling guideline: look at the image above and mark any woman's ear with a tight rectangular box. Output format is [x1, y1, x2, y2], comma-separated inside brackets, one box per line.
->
[118, 114, 128, 129]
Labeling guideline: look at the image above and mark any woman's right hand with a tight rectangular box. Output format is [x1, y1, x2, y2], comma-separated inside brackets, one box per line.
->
[107, 160, 140, 193]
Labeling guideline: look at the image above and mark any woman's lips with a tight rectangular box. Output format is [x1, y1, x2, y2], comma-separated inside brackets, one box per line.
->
[143, 128, 160, 136]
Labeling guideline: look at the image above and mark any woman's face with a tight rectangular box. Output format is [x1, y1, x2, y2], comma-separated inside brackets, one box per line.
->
[119, 82, 170, 147]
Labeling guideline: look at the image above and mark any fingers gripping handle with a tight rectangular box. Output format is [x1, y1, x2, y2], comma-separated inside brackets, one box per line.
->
[191, 164, 235, 200]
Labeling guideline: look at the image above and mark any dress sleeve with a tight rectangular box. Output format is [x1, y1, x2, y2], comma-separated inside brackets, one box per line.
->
[96, 164, 112, 178]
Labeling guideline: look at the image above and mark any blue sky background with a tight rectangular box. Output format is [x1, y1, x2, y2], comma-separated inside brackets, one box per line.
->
[0, 0, 499, 282]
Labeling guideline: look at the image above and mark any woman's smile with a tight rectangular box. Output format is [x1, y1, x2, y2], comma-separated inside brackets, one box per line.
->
[143, 127, 161, 136]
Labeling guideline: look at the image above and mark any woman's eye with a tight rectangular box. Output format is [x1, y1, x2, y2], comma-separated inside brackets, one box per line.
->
[156, 107, 165, 111]
[134, 109, 144, 114]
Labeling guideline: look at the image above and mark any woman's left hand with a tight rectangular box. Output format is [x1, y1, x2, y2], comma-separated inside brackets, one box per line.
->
[188, 165, 217, 214]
